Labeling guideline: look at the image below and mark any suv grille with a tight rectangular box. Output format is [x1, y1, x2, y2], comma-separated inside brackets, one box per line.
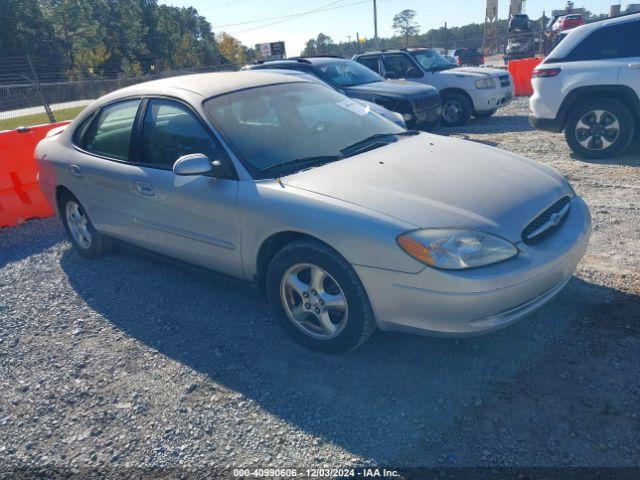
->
[499, 75, 511, 87]
[522, 196, 571, 244]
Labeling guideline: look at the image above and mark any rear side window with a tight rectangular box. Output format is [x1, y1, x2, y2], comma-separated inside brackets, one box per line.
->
[140, 99, 223, 169]
[83, 99, 141, 161]
[566, 22, 640, 61]
[382, 54, 423, 79]
[356, 56, 380, 73]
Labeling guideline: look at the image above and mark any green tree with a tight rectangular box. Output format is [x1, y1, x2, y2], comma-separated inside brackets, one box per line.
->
[392, 9, 420, 47]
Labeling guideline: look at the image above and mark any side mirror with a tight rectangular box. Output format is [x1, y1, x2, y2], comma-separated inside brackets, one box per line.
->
[173, 153, 220, 176]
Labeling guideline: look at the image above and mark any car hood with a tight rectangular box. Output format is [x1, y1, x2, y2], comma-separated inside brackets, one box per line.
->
[440, 66, 506, 79]
[344, 80, 438, 99]
[283, 134, 570, 243]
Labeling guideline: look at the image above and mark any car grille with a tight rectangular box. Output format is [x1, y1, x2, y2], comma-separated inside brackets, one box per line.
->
[499, 75, 511, 87]
[522, 196, 571, 244]
[412, 95, 440, 111]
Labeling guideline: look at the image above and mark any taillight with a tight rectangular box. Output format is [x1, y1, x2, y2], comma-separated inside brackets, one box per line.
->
[532, 68, 561, 78]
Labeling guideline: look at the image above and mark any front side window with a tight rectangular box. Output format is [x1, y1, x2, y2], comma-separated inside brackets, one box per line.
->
[382, 54, 423, 79]
[355, 56, 381, 74]
[140, 99, 222, 169]
[566, 22, 639, 61]
[83, 99, 141, 161]
[316, 60, 384, 87]
[203, 82, 403, 178]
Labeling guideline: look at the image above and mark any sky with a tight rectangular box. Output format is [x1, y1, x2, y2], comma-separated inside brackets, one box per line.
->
[164, 0, 618, 56]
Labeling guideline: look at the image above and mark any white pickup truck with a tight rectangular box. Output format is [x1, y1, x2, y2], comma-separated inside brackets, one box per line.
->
[353, 48, 514, 127]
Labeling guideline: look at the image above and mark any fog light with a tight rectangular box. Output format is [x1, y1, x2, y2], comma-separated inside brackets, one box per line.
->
[403, 113, 414, 122]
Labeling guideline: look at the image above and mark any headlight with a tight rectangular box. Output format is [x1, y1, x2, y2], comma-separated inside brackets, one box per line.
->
[474, 78, 497, 89]
[397, 229, 518, 270]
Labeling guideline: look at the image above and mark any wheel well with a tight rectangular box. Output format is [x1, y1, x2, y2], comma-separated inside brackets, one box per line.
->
[255, 231, 330, 292]
[559, 87, 640, 130]
[55, 185, 73, 212]
[439, 88, 475, 112]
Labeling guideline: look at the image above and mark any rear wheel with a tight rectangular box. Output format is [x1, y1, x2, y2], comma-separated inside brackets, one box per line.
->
[565, 99, 635, 159]
[60, 193, 111, 258]
[266, 239, 376, 354]
[441, 92, 472, 127]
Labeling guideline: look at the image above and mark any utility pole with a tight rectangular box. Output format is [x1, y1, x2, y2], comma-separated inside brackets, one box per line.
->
[444, 22, 449, 55]
[373, 0, 379, 49]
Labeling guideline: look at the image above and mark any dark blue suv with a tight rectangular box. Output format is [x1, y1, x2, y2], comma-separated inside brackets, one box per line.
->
[243, 56, 441, 129]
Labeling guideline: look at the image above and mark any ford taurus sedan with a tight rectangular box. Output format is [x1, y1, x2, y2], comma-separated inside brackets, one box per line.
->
[36, 72, 591, 354]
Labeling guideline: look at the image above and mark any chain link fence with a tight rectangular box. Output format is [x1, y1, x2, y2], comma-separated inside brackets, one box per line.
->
[0, 57, 239, 131]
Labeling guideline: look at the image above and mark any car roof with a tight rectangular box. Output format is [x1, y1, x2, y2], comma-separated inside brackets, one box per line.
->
[252, 57, 350, 67]
[94, 71, 311, 105]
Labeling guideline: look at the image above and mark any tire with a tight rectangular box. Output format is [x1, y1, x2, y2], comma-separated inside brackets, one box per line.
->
[440, 92, 472, 127]
[565, 98, 635, 160]
[266, 239, 376, 354]
[474, 109, 498, 119]
[59, 192, 112, 259]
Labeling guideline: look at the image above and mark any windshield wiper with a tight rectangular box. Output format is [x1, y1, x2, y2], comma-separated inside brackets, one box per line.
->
[259, 155, 344, 174]
[340, 130, 420, 158]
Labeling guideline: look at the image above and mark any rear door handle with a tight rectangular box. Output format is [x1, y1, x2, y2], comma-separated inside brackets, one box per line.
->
[68, 165, 83, 178]
[135, 181, 154, 196]
[629, 63, 640, 69]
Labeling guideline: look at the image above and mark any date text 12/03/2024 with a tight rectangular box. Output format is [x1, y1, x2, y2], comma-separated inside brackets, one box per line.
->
[233, 468, 400, 477]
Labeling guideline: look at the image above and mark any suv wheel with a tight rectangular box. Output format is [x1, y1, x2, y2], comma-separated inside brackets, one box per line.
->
[441, 92, 472, 127]
[565, 99, 635, 159]
[266, 239, 376, 354]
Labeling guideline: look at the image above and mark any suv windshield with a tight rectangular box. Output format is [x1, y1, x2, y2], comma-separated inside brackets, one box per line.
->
[203, 82, 404, 178]
[315, 60, 384, 87]
[409, 49, 456, 71]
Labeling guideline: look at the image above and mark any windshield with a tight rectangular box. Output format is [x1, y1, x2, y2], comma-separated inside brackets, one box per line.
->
[203, 82, 404, 178]
[315, 60, 384, 87]
[410, 49, 456, 71]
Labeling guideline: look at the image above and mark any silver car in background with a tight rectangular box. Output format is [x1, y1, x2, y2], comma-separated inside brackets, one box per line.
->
[36, 72, 591, 353]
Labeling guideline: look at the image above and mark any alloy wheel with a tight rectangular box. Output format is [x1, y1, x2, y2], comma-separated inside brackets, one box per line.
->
[575, 109, 620, 151]
[65, 200, 92, 249]
[280, 263, 348, 340]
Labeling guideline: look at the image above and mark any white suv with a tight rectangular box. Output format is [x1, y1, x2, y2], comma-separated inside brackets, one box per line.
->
[530, 14, 640, 159]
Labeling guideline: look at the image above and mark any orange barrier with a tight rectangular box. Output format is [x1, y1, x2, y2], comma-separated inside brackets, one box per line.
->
[0, 122, 69, 228]
[508, 57, 542, 97]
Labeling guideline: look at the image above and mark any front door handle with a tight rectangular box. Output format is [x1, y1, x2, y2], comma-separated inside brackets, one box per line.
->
[629, 63, 640, 69]
[68, 165, 83, 178]
[135, 181, 154, 196]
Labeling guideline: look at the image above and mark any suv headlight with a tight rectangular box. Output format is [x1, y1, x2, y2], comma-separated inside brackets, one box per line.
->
[397, 229, 518, 270]
[474, 78, 497, 89]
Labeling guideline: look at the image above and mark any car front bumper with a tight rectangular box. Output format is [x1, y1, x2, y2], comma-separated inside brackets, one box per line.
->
[354, 196, 591, 336]
[472, 86, 514, 113]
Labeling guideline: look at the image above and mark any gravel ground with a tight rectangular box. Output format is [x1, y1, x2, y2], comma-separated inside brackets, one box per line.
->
[1, 98, 639, 476]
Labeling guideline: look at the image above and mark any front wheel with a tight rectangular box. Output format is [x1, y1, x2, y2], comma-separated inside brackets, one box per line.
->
[565, 99, 635, 159]
[266, 240, 376, 354]
[440, 92, 472, 127]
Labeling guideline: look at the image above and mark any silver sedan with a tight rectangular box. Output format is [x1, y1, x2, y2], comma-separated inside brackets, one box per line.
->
[36, 72, 591, 353]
